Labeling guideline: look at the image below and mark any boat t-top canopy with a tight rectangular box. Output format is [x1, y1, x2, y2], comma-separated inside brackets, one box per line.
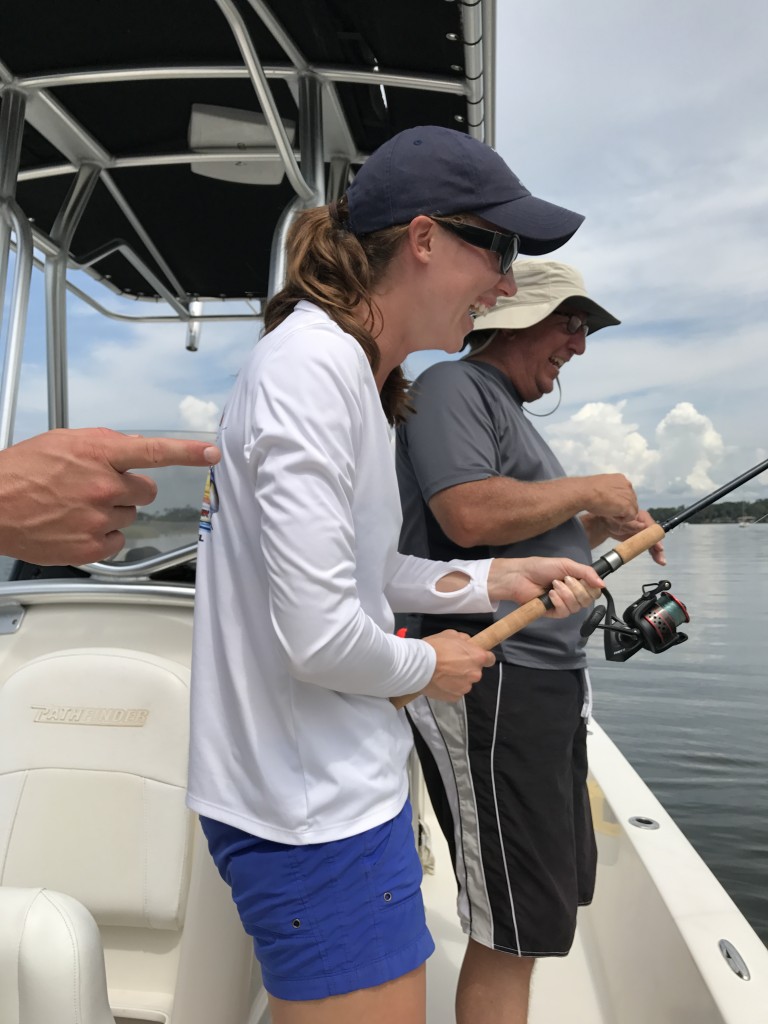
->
[0, 0, 495, 306]
[0, 0, 495, 439]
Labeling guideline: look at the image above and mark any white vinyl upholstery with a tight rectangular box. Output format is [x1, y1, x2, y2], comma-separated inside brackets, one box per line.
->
[0, 886, 115, 1024]
[0, 649, 192, 929]
[0, 647, 254, 1024]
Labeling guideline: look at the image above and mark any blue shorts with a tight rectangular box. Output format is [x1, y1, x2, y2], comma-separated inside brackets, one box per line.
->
[200, 799, 434, 1001]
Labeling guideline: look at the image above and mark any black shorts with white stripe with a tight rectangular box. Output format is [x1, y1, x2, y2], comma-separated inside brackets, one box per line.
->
[408, 661, 596, 957]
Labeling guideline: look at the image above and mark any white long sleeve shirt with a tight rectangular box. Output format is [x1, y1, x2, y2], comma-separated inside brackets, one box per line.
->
[187, 301, 496, 843]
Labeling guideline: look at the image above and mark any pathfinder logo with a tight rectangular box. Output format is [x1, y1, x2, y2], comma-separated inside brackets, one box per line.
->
[31, 705, 150, 727]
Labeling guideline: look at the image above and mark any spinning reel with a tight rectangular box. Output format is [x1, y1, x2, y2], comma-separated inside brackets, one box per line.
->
[580, 581, 690, 662]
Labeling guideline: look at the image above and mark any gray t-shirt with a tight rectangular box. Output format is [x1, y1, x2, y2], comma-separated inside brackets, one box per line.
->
[396, 358, 591, 670]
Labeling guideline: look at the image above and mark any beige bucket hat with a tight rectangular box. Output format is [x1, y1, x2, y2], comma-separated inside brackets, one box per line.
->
[471, 259, 620, 334]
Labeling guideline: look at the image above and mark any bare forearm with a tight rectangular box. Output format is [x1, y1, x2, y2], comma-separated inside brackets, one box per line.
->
[429, 476, 594, 547]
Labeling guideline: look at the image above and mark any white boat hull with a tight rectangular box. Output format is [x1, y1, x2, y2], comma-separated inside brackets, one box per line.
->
[0, 587, 766, 1023]
[421, 720, 768, 1023]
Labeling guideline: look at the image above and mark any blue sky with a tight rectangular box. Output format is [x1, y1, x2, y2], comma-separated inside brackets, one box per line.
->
[3, 0, 767, 508]
[405, 0, 768, 506]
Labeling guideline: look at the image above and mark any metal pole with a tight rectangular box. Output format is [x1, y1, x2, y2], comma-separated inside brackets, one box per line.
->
[458, 0, 486, 138]
[267, 194, 302, 298]
[268, 74, 325, 298]
[326, 156, 350, 204]
[0, 89, 29, 450]
[0, 89, 25, 195]
[0, 89, 26, 355]
[298, 74, 325, 206]
[185, 299, 203, 352]
[214, 0, 315, 202]
[0, 200, 33, 448]
[44, 163, 100, 429]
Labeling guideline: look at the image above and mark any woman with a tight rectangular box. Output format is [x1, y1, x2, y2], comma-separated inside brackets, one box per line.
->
[188, 126, 600, 1024]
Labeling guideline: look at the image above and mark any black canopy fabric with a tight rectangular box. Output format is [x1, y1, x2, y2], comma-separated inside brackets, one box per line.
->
[1, 0, 482, 302]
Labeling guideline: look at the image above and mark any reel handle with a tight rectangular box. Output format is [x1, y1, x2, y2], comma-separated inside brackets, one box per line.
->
[390, 521, 666, 713]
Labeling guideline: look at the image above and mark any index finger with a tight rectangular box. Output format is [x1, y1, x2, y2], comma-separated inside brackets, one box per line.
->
[103, 434, 221, 472]
[559, 560, 604, 591]
[650, 541, 667, 566]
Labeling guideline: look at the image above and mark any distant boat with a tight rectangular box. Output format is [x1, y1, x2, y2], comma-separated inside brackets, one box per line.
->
[738, 515, 756, 527]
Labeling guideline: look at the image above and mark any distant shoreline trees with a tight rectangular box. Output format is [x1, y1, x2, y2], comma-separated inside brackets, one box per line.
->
[137, 500, 767, 526]
[646, 498, 767, 524]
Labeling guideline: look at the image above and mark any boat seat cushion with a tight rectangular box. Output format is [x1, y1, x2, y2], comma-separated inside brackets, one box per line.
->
[0, 886, 115, 1024]
[0, 648, 193, 930]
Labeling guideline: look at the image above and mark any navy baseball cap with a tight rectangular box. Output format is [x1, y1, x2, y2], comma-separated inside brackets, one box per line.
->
[346, 126, 584, 255]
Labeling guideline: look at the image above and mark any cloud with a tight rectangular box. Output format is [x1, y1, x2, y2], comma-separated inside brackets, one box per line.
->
[179, 395, 221, 432]
[546, 401, 659, 484]
[544, 399, 730, 502]
[653, 403, 724, 493]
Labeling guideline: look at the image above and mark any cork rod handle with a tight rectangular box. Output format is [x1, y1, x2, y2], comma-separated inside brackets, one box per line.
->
[390, 521, 667, 712]
[390, 583, 601, 711]
[611, 523, 665, 563]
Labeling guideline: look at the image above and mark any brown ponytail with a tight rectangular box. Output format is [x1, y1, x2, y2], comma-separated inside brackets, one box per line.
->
[263, 197, 411, 425]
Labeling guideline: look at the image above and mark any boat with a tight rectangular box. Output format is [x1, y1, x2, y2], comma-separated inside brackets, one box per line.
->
[1, 2, 766, 1021]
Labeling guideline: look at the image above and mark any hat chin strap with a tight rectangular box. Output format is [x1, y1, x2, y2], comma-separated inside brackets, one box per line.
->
[460, 328, 498, 360]
[524, 376, 562, 417]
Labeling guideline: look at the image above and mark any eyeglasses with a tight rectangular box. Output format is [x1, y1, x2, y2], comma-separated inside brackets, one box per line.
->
[431, 217, 520, 274]
[555, 313, 590, 337]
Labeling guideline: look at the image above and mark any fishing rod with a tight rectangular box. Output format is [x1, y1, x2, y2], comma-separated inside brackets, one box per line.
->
[391, 456, 768, 710]
[578, 455, 768, 662]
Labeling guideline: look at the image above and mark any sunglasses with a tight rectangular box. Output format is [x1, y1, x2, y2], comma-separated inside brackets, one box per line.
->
[555, 312, 591, 337]
[430, 217, 520, 274]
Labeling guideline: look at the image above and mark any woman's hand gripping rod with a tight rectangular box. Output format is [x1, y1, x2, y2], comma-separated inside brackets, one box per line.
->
[390, 522, 666, 712]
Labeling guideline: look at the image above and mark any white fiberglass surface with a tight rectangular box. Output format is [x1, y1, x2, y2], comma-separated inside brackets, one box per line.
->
[421, 720, 768, 1024]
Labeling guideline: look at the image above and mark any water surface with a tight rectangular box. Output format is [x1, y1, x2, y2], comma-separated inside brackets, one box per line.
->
[588, 524, 768, 945]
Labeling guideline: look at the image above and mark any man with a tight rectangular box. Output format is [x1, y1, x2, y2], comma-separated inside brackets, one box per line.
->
[0, 427, 220, 565]
[396, 259, 664, 1024]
